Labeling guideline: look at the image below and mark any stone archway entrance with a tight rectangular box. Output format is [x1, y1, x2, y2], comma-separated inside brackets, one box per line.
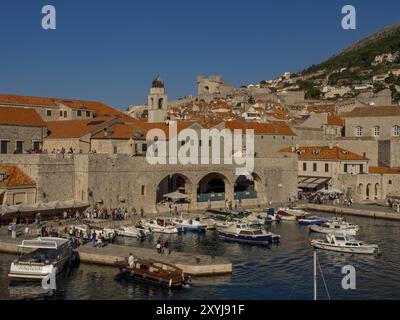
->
[234, 173, 262, 200]
[156, 173, 192, 203]
[197, 172, 230, 203]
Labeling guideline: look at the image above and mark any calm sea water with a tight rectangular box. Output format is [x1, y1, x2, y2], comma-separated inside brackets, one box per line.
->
[1, 213, 400, 300]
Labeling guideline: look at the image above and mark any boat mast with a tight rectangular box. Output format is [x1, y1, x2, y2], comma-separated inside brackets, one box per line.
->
[313, 249, 317, 301]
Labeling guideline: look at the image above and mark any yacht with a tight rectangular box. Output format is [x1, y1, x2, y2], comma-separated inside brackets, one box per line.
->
[9, 237, 72, 281]
[310, 233, 379, 254]
[171, 217, 207, 232]
[218, 223, 280, 244]
[310, 221, 359, 236]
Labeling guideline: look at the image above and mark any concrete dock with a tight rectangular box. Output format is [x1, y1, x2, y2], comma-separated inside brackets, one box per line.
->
[0, 228, 232, 276]
[77, 244, 232, 276]
[298, 203, 400, 221]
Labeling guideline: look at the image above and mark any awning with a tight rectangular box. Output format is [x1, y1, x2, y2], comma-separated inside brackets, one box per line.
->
[0, 200, 90, 217]
[162, 191, 188, 202]
[298, 176, 331, 190]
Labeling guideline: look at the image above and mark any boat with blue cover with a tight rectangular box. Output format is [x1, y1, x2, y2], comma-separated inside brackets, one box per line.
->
[218, 223, 280, 244]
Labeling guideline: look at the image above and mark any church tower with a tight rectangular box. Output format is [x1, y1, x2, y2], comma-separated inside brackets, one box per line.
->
[147, 75, 168, 123]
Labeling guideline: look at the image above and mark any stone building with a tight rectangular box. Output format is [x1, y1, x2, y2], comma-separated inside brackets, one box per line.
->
[0, 107, 47, 154]
[148, 76, 168, 123]
[280, 146, 369, 192]
[0, 153, 298, 213]
[343, 106, 400, 140]
[0, 164, 36, 205]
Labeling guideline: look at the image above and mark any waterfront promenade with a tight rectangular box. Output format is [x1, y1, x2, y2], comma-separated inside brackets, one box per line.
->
[298, 202, 400, 221]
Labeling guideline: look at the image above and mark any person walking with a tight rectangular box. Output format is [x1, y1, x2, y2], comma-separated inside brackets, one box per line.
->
[128, 253, 135, 268]
[156, 239, 162, 254]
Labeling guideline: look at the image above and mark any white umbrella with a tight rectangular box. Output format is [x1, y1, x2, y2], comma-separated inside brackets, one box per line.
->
[163, 191, 188, 202]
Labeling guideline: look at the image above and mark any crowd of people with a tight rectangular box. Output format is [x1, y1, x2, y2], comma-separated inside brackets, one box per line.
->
[298, 191, 352, 206]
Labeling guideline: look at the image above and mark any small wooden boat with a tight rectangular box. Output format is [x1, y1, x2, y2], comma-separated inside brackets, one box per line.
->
[310, 233, 379, 254]
[114, 259, 189, 288]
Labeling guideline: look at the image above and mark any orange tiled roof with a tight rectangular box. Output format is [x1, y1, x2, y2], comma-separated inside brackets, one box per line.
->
[219, 119, 295, 135]
[46, 118, 117, 139]
[0, 164, 36, 187]
[327, 113, 345, 126]
[342, 106, 400, 118]
[279, 146, 367, 161]
[92, 121, 199, 140]
[0, 93, 127, 118]
[369, 167, 400, 174]
[0, 107, 45, 127]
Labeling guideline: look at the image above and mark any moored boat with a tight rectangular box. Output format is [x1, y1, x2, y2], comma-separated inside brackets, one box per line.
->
[310, 221, 359, 236]
[298, 216, 325, 226]
[9, 237, 73, 281]
[115, 226, 149, 238]
[218, 223, 280, 244]
[310, 233, 378, 254]
[171, 217, 207, 232]
[114, 259, 190, 288]
[276, 210, 297, 221]
[141, 219, 179, 234]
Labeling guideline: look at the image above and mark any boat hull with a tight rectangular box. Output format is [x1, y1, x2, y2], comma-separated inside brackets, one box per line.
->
[218, 231, 274, 244]
[310, 225, 357, 236]
[311, 241, 377, 254]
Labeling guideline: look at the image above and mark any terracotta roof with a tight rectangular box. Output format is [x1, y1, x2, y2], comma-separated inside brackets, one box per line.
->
[343, 106, 400, 118]
[0, 93, 127, 118]
[46, 118, 117, 139]
[0, 107, 46, 127]
[279, 146, 368, 161]
[0, 164, 36, 187]
[92, 121, 199, 140]
[369, 167, 400, 174]
[327, 113, 345, 126]
[220, 120, 295, 135]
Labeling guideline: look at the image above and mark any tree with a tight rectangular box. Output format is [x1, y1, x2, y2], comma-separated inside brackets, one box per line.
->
[305, 87, 321, 99]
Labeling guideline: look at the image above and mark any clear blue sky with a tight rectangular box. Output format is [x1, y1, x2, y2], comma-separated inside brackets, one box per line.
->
[0, 0, 399, 109]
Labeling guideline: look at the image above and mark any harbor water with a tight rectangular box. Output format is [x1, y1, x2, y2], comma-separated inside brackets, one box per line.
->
[1, 213, 400, 300]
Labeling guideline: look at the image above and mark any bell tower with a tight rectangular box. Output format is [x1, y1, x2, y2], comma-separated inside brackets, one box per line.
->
[148, 75, 168, 123]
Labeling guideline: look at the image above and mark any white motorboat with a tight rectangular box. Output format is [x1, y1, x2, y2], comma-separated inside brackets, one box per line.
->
[218, 223, 280, 244]
[197, 217, 217, 230]
[9, 237, 72, 280]
[141, 219, 179, 234]
[115, 226, 149, 238]
[279, 207, 307, 218]
[215, 220, 234, 229]
[310, 233, 379, 254]
[310, 221, 359, 236]
[242, 212, 265, 226]
[171, 216, 207, 232]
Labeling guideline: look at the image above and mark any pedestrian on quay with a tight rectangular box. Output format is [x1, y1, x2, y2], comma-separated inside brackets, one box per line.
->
[140, 208, 144, 218]
[156, 238, 162, 254]
[128, 253, 135, 268]
[164, 240, 170, 255]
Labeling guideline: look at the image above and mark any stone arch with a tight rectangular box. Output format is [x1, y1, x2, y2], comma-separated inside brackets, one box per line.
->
[156, 173, 193, 203]
[233, 172, 263, 200]
[366, 183, 372, 200]
[375, 183, 380, 199]
[158, 98, 163, 110]
[196, 172, 231, 203]
[357, 183, 364, 200]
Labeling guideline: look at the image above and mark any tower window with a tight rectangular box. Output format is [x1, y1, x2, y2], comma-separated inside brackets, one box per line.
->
[158, 98, 163, 109]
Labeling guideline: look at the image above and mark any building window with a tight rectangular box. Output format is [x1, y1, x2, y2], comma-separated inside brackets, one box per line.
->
[63, 111, 67, 118]
[33, 141, 41, 151]
[356, 126, 363, 137]
[142, 144, 147, 152]
[325, 163, 329, 172]
[344, 164, 348, 173]
[373, 126, 380, 137]
[393, 126, 400, 137]
[113, 146, 118, 154]
[389, 180, 392, 185]
[86, 111, 91, 117]
[360, 164, 364, 174]
[77, 110, 82, 117]
[46, 110, 52, 117]
[313, 163, 317, 172]
[60, 111, 63, 117]
[0, 140, 9, 154]
[15, 141, 24, 154]
[141, 185, 145, 196]
[303, 163, 307, 171]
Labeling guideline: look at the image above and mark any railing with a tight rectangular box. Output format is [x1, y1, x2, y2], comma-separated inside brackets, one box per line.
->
[234, 190, 257, 200]
[197, 193, 225, 202]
